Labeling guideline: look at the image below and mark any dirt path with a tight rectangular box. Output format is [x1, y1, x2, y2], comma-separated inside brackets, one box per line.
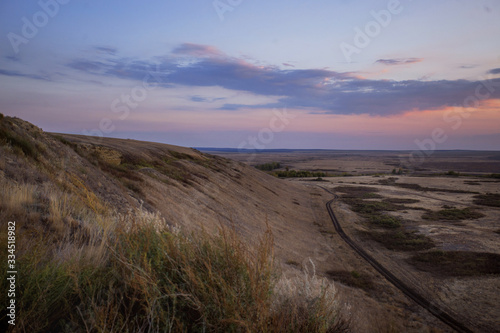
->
[319, 186, 474, 333]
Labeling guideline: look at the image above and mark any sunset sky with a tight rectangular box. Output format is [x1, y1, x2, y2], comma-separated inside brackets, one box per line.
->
[1, 0, 499, 150]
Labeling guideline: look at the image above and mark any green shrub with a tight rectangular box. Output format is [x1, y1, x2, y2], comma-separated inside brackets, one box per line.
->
[422, 208, 485, 221]
[368, 215, 402, 229]
[382, 198, 420, 204]
[365, 230, 435, 251]
[409, 251, 500, 276]
[0, 125, 39, 159]
[168, 150, 195, 160]
[255, 162, 281, 171]
[473, 193, 500, 207]
[275, 170, 327, 178]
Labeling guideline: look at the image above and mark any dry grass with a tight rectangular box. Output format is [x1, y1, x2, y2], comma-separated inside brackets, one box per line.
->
[0, 176, 349, 332]
[272, 259, 350, 332]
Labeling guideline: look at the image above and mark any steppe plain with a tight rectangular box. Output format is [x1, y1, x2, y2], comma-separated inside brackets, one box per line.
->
[203, 148, 500, 332]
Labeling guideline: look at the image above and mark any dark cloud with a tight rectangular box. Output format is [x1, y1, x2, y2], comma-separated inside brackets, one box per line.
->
[0, 68, 52, 81]
[4, 55, 20, 62]
[94, 46, 118, 55]
[190, 96, 225, 103]
[67, 60, 105, 73]
[488, 68, 500, 74]
[282, 63, 295, 68]
[190, 96, 208, 102]
[376, 58, 423, 66]
[66, 58, 176, 88]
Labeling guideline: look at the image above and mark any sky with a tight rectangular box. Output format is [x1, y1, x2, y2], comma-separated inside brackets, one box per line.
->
[0, 0, 499, 150]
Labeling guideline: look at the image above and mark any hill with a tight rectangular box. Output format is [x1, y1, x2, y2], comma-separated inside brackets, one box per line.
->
[0, 115, 351, 332]
[0, 115, 457, 332]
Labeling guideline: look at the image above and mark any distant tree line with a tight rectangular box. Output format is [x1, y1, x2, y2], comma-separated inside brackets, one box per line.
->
[391, 168, 404, 175]
[255, 162, 281, 171]
[274, 170, 327, 178]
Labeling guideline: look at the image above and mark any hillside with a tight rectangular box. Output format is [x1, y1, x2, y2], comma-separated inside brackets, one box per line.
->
[1, 115, 334, 262]
[0, 115, 356, 332]
[0, 115, 456, 332]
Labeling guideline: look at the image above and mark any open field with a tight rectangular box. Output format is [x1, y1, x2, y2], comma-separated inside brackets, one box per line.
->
[2, 116, 427, 332]
[201, 149, 500, 175]
[204, 149, 500, 332]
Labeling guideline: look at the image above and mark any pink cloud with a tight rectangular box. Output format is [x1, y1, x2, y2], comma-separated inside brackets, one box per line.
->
[172, 43, 223, 58]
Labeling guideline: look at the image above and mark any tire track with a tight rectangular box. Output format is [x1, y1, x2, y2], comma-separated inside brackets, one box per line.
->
[319, 186, 473, 333]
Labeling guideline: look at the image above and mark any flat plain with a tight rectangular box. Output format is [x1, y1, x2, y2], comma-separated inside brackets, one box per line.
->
[202, 148, 500, 332]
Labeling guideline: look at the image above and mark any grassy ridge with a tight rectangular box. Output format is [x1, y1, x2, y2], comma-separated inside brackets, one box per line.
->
[0, 119, 40, 160]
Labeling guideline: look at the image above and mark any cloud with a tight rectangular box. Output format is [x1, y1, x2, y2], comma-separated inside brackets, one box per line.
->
[67, 60, 105, 73]
[189, 96, 225, 103]
[0, 68, 52, 81]
[282, 63, 295, 68]
[55, 44, 500, 116]
[94, 46, 118, 55]
[172, 43, 223, 58]
[190, 96, 208, 102]
[4, 55, 20, 62]
[376, 58, 423, 66]
[488, 68, 500, 74]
